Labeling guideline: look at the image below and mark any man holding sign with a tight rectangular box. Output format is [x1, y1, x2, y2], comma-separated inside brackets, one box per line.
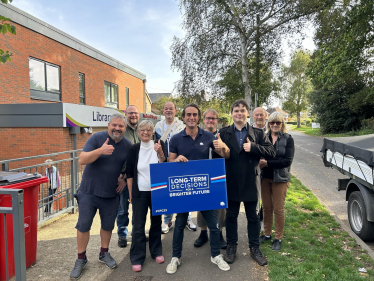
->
[219, 99, 275, 266]
[166, 103, 231, 274]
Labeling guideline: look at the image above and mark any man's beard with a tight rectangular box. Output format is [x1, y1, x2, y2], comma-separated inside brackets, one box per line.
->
[111, 130, 123, 140]
[129, 119, 138, 126]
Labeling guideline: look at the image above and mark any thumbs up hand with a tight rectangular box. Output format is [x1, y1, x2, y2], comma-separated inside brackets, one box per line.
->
[154, 139, 163, 154]
[101, 138, 115, 155]
[243, 137, 252, 152]
[213, 133, 224, 151]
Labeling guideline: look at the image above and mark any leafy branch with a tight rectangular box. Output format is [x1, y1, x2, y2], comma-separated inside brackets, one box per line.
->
[1, 0, 16, 64]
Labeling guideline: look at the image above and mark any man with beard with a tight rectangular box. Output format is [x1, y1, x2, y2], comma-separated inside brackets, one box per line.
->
[154, 101, 197, 233]
[116, 105, 141, 248]
[70, 113, 131, 280]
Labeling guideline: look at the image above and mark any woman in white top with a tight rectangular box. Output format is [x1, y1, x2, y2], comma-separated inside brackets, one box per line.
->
[126, 120, 167, 272]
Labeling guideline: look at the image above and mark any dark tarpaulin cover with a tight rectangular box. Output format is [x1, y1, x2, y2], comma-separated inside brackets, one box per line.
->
[321, 134, 374, 167]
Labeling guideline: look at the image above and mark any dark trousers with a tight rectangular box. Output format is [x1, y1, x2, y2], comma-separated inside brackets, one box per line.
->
[117, 188, 130, 238]
[172, 210, 220, 258]
[226, 200, 260, 248]
[44, 188, 57, 213]
[130, 191, 162, 265]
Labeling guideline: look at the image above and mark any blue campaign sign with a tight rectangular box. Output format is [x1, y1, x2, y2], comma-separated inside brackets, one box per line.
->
[150, 158, 227, 215]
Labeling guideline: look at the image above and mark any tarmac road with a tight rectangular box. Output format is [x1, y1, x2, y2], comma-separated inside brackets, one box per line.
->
[289, 130, 374, 251]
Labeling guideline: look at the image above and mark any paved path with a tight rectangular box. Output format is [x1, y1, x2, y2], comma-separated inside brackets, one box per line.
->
[18, 209, 267, 281]
[107, 211, 267, 281]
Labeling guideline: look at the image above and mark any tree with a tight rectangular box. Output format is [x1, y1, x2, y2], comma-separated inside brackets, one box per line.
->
[216, 57, 280, 108]
[171, 0, 335, 114]
[307, 0, 374, 133]
[0, 0, 17, 63]
[281, 50, 312, 127]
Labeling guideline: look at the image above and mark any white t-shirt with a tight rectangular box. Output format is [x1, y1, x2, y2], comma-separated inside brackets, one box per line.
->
[137, 140, 159, 191]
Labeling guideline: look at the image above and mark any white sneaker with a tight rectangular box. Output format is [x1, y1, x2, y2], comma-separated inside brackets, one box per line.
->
[211, 254, 230, 271]
[162, 222, 173, 234]
[166, 257, 181, 274]
[186, 220, 197, 231]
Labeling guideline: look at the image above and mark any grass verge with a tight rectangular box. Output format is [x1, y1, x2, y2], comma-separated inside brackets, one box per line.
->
[262, 176, 374, 280]
[288, 125, 374, 137]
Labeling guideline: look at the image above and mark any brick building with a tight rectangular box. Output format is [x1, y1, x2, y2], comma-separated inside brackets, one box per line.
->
[0, 4, 159, 168]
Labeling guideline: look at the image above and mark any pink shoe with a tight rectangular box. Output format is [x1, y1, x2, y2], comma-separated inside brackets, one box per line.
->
[132, 265, 142, 272]
[155, 256, 164, 264]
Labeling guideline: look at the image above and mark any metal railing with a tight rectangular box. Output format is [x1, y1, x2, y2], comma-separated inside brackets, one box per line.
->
[0, 188, 26, 281]
[0, 150, 83, 223]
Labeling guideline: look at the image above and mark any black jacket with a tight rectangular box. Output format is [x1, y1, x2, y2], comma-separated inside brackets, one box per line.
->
[219, 124, 276, 202]
[263, 132, 294, 182]
[126, 140, 166, 198]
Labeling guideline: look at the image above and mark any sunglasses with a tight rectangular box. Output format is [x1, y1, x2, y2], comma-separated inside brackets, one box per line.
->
[269, 121, 282, 126]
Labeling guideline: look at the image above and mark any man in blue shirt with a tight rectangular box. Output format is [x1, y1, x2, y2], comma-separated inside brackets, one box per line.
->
[70, 113, 131, 280]
[165, 103, 231, 274]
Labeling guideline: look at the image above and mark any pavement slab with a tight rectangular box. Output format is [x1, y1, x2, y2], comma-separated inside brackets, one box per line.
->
[107, 211, 268, 281]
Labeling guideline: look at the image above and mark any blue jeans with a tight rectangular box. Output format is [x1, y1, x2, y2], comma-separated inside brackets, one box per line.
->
[164, 212, 192, 224]
[172, 210, 220, 258]
[117, 188, 130, 238]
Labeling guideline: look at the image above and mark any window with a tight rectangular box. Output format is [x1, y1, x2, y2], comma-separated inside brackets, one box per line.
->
[126, 88, 129, 108]
[104, 81, 118, 108]
[79, 73, 85, 104]
[29, 57, 61, 101]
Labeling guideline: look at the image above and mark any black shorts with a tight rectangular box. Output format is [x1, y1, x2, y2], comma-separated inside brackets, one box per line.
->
[75, 191, 120, 232]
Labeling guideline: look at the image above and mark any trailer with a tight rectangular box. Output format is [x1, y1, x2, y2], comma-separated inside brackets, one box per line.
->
[321, 134, 374, 241]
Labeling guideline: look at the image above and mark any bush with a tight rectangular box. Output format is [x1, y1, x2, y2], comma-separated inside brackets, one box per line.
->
[286, 122, 297, 125]
[305, 118, 312, 127]
[361, 117, 374, 130]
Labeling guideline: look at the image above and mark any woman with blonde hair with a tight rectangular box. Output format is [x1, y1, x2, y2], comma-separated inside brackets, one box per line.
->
[259, 112, 295, 251]
[126, 120, 167, 272]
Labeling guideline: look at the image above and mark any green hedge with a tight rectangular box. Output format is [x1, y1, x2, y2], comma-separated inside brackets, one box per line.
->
[286, 122, 297, 125]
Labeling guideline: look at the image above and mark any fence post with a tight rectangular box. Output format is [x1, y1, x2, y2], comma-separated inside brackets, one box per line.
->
[2, 162, 9, 171]
[12, 189, 27, 281]
[70, 151, 77, 208]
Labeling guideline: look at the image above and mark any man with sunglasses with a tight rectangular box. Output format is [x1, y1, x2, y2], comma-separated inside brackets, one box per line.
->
[218, 99, 275, 266]
[194, 109, 227, 249]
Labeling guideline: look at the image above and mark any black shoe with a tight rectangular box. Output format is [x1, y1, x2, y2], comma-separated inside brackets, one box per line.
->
[250, 247, 267, 266]
[220, 233, 227, 249]
[194, 233, 208, 247]
[70, 257, 87, 280]
[118, 237, 127, 248]
[259, 235, 271, 244]
[224, 244, 237, 264]
[272, 239, 282, 251]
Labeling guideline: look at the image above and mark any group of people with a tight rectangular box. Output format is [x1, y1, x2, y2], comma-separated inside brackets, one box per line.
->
[69, 99, 295, 280]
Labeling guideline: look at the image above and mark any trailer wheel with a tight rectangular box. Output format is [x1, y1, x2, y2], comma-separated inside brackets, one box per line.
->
[348, 191, 374, 241]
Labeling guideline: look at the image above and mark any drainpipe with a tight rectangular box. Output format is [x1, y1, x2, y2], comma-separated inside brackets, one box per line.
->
[143, 79, 147, 113]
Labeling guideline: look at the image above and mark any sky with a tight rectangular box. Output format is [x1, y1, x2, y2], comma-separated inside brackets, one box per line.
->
[11, 0, 315, 98]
